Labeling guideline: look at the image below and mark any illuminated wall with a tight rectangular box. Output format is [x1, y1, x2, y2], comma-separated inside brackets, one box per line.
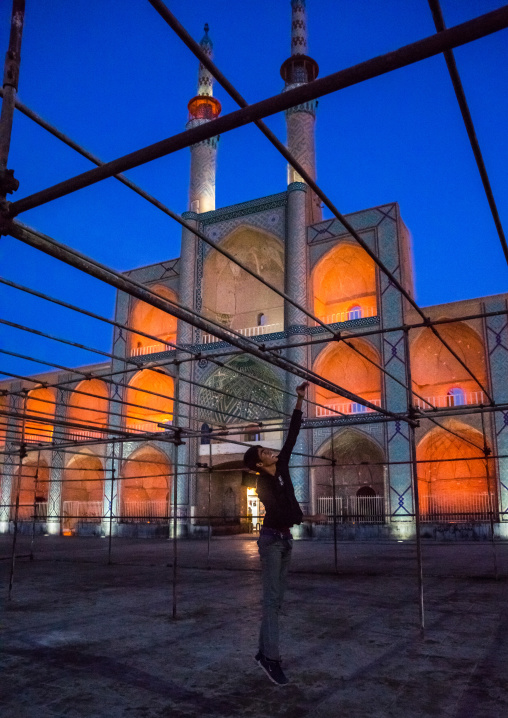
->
[129, 285, 178, 354]
[312, 242, 377, 322]
[124, 370, 174, 433]
[67, 379, 109, 439]
[62, 453, 104, 530]
[120, 445, 171, 514]
[0, 394, 6, 446]
[312, 339, 382, 413]
[411, 322, 487, 402]
[202, 226, 284, 331]
[25, 387, 56, 443]
[12, 456, 49, 520]
[417, 420, 493, 511]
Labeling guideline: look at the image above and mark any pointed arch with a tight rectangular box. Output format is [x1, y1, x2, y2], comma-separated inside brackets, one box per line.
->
[26, 387, 56, 443]
[62, 451, 104, 530]
[12, 454, 49, 520]
[120, 444, 171, 521]
[124, 370, 174, 433]
[67, 379, 109, 440]
[410, 322, 487, 407]
[202, 225, 284, 332]
[312, 339, 381, 416]
[312, 242, 377, 323]
[416, 420, 495, 515]
[129, 284, 178, 356]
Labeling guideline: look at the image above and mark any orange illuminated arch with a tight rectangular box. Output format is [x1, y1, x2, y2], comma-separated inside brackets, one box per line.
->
[62, 452, 104, 530]
[411, 322, 486, 403]
[68, 379, 109, 440]
[129, 284, 178, 356]
[124, 370, 174, 433]
[121, 445, 171, 520]
[12, 455, 49, 520]
[26, 387, 56, 443]
[313, 339, 381, 416]
[312, 243, 377, 323]
[417, 421, 494, 513]
[0, 393, 7, 446]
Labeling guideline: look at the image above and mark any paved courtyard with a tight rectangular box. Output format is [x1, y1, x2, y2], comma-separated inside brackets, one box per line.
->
[1, 533, 508, 717]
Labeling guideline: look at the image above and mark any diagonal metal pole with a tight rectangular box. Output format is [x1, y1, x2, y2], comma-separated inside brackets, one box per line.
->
[427, 0, 508, 265]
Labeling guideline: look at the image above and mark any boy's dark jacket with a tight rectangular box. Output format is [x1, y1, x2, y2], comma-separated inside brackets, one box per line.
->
[256, 409, 304, 529]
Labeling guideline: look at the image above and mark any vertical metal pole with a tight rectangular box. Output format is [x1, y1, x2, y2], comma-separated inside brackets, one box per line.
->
[172, 430, 183, 620]
[29, 447, 41, 561]
[108, 443, 116, 566]
[403, 328, 425, 635]
[330, 427, 338, 574]
[207, 441, 212, 565]
[0, 0, 24, 198]
[8, 390, 27, 600]
[481, 410, 498, 579]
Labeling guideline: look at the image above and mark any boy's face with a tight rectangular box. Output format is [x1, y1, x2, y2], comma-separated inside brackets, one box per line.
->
[256, 446, 278, 469]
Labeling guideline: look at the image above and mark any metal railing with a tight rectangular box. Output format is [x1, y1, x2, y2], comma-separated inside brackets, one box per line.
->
[317, 496, 385, 524]
[415, 391, 485, 410]
[127, 420, 173, 434]
[120, 501, 170, 522]
[315, 398, 381, 417]
[419, 492, 496, 522]
[15, 501, 48, 521]
[66, 429, 105, 441]
[130, 341, 174, 357]
[62, 500, 103, 523]
[201, 322, 283, 344]
[317, 306, 377, 325]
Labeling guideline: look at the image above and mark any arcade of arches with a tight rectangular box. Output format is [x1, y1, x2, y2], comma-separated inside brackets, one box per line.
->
[25, 387, 56, 443]
[67, 379, 109, 439]
[312, 243, 377, 322]
[124, 370, 174, 433]
[416, 420, 494, 512]
[120, 445, 171, 520]
[313, 339, 381, 415]
[129, 285, 178, 355]
[202, 227, 284, 331]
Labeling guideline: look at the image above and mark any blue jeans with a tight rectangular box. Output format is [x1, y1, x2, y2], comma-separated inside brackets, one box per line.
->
[257, 534, 293, 661]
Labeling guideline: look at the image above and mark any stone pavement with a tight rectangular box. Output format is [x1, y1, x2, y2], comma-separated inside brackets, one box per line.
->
[1, 534, 508, 717]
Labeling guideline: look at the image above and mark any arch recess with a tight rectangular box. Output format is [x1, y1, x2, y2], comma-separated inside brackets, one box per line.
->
[312, 339, 381, 416]
[197, 355, 284, 425]
[202, 226, 284, 333]
[120, 445, 171, 521]
[26, 387, 56, 443]
[312, 243, 377, 323]
[12, 455, 49, 520]
[0, 394, 7, 446]
[62, 452, 104, 530]
[124, 370, 174, 433]
[410, 322, 487, 409]
[416, 420, 495, 515]
[129, 284, 178, 356]
[67, 379, 109, 440]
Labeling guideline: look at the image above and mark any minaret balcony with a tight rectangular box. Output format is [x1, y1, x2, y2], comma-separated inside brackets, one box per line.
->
[201, 321, 284, 344]
[315, 398, 382, 418]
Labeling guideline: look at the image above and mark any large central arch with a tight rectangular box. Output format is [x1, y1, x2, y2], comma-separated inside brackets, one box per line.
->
[120, 445, 171, 521]
[62, 452, 104, 531]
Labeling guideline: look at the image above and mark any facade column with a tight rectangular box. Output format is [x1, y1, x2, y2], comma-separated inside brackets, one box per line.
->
[484, 297, 508, 535]
[46, 385, 69, 535]
[0, 386, 22, 533]
[285, 182, 310, 520]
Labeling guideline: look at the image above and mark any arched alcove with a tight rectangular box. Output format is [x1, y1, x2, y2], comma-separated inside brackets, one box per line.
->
[313, 339, 381, 416]
[62, 452, 104, 530]
[312, 243, 377, 323]
[0, 394, 7, 446]
[67, 379, 109, 440]
[417, 420, 495, 515]
[202, 226, 284, 332]
[26, 387, 56, 443]
[129, 285, 178, 356]
[11, 455, 49, 521]
[197, 355, 284, 425]
[120, 445, 171, 521]
[313, 430, 385, 521]
[411, 322, 487, 408]
[124, 370, 174, 433]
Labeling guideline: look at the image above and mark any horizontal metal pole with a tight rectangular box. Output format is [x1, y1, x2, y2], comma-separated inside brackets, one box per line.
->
[7, 5, 508, 216]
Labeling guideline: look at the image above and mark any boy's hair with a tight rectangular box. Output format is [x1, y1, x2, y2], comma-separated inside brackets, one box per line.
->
[243, 445, 262, 472]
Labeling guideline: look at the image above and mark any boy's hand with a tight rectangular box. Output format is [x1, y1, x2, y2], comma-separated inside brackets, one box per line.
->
[296, 382, 308, 397]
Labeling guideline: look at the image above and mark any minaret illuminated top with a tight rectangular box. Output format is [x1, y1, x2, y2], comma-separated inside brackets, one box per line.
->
[280, 0, 321, 224]
[187, 25, 221, 213]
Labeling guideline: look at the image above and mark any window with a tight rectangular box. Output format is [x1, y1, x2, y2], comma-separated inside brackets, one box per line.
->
[200, 423, 212, 445]
[257, 313, 267, 327]
[347, 305, 362, 321]
[245, 425, 261, 442]
[447, 387, 466, 407]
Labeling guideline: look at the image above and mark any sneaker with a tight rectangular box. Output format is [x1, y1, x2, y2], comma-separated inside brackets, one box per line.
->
[258, 654, 289, 686]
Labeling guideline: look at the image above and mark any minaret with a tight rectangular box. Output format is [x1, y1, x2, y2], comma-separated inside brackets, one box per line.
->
[280, 0, 321, 224]
[186, 24, 221, 213]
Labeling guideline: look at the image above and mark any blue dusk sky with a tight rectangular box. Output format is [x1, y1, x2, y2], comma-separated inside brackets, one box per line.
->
[0, 0, 506, 380]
